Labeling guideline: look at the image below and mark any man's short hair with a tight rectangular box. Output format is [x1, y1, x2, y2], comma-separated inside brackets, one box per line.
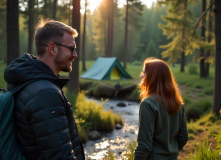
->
[35, 19, 78, 57]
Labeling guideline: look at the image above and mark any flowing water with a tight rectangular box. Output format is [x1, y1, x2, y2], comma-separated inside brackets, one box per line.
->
[83, 99, 140, 160]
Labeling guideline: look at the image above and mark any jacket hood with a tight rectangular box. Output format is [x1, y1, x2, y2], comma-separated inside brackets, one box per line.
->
[4, 53, 69, 91]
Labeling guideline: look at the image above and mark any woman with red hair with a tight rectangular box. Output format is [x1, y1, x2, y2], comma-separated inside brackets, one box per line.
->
[134, 58, 188, 160]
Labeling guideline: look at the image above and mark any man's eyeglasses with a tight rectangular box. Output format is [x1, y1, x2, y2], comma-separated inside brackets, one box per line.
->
[54, 42, 77, 54]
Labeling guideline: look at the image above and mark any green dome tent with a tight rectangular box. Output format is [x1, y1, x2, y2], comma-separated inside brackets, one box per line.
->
[81, 57, 132, 80]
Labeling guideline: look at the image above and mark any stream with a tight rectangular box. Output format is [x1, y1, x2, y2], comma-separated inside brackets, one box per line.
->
[83, 99, 140, 160]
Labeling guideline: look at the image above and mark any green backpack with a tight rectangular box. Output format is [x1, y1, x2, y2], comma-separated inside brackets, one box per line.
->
[0, 88, 26, 160]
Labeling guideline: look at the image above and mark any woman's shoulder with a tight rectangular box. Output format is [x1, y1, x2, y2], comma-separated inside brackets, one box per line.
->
[141, 96, 159, 108]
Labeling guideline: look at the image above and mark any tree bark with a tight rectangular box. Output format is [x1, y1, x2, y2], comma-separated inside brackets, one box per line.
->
[180, 0, 187, 73]
[123, 0, 129, 68]
[28, 0, 34, 54]
[53, 0, 57, 20]
[180, 51, 185, 72]
[82, 0, 87, 71]
[68, 0, 80, 93]
[107, 0, 114, 57]
[7, 0, 19, 65]
[205, 0, 213, 77]
[200, 0, 206, 78]
[212, 0, 221, 116]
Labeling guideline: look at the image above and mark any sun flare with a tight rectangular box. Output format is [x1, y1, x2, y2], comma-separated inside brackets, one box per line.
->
[81, 0, 157, 13]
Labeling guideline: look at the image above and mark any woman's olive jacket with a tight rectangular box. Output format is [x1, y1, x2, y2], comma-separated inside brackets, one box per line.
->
[4, 53, 85, 160]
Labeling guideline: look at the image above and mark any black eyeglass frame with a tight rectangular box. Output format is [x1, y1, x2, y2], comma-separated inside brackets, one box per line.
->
[53, 42, 77, 53]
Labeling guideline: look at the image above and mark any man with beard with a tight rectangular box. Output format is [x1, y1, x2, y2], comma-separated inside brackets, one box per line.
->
[4, 19, 85, 160]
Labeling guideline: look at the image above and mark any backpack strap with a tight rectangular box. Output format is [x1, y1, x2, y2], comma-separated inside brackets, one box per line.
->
[0, 88, 7, 93]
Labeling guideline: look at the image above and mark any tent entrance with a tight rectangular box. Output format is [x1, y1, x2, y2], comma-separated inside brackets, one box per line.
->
[110, 67, 120, 80]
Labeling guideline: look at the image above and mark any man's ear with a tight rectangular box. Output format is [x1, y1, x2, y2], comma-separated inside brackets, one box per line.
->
[47, 42, 57, 56]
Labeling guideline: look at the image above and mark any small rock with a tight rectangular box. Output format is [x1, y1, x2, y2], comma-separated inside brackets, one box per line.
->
[130, 130, 135, 134]
[117, 102, 126, 107]
[110, 106, 114, 109]
[88, 130, 101, 140]
[115, 123, 123, 130]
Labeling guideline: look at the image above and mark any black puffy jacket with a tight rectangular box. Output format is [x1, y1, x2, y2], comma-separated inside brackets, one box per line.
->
[4, 53, 85, 160]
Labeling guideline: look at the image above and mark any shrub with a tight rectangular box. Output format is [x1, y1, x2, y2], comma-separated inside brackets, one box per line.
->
[185, 98, 212, 121]
[203, 87, 213, 95]
[189, 140, 221, 160]
[125, 139, 137, 160]
[183, 96, 192, 105]
[214, 131, 221, 149]
[75, 118, 88, 143]
[187, 121, 203, 134]
[75, 91, 123, 132]
[132, 60, 142, 66]
[188, 63, 198, 75]
[66, 89, 78, 112]
[103, 150, 115, 160]
[208, 127, 218, 137]
[188, 133, 195, 140]
[127, 88, 140, 101]
[215, 130, 221, 150]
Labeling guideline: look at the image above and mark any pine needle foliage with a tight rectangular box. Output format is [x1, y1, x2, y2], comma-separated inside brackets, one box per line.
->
[159, 0, 196, 67]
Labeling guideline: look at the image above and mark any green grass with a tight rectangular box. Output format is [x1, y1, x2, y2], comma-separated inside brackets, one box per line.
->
[189, 140, 221, 160]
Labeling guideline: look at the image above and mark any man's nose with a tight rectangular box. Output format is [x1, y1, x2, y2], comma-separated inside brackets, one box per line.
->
[72, 51, 78, 59]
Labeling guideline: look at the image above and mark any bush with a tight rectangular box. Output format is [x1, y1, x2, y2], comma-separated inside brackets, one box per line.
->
[187, 121, 203, 134]
[185, 98, 212, 121]
[127, 88, 140, 101]
[103, 150, 115, 160]
[125, 139, 137, 160]
[188, 63, 198, 75]
[75, 118, 88, 143]
[203, 87, 213, 95]
[215, 130, 221, 150]
[132, 60, 142, 66]
[75, 91, 123, 132]
[183, 96, 192, 105]
[189, 140, 221, 160]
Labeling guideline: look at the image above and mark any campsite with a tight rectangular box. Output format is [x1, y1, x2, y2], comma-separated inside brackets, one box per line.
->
[1, 0, 221, 160]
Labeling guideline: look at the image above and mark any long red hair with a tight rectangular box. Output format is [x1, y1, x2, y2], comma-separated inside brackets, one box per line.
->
[139, 57, 183, 114]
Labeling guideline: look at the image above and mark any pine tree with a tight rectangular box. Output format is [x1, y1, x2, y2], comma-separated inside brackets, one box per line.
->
[159, 0, 196, 72]
[123, 0, 144, 66]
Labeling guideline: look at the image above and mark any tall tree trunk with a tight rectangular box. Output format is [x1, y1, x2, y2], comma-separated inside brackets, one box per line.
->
[205, 0, 213, 77]
[212, 0, 221, 116]
[180, 51, 185, 72]
[123, 0, 129, 68]
[105, 21, 108, 57]
[7, 0, 19, 65]
[44, 0, 47, 17]
[180, 0, 187, 72]
[28, 0, 34, 54]
[107, 0, 113, 57]
[82, 0, 87, 71]
[53, 0, 57, 20]
[68, 0, 80, 93]
[200, 0, 207, 78]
